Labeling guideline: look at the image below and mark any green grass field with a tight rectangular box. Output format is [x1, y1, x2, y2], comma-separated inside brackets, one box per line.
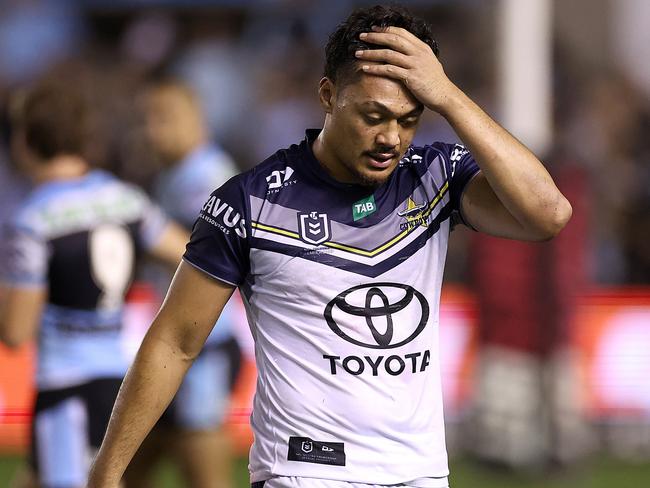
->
[2, 454, 650, 488]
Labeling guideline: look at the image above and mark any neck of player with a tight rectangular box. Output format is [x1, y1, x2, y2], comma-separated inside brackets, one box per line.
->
[312, 129, 357, 184]
[32, 155, 90, 184]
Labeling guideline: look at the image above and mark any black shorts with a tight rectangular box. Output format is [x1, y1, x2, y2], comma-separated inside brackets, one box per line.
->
[30, 377, 122, 487]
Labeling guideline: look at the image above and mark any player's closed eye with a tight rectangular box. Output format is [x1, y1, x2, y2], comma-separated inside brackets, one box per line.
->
[363, 113, 384, 125]
[399, 116, 419, 128]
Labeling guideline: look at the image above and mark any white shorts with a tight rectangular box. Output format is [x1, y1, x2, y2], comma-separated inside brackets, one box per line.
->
[252, 476, 450, 488]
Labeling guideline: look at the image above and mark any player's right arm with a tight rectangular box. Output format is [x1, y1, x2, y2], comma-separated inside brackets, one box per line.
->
[87, 260, 234, 488]
[147, 221, 190, 267]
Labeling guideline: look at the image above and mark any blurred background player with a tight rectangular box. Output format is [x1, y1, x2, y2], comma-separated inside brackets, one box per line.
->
[122, 78, 242, 488]
[0, 75, 188, 488]
[467, 163, 593, 470]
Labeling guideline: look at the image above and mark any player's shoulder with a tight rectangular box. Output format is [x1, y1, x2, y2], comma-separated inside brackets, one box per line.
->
[13, 170, 150, 235]
[400, 141, 470, 179]
[209, 140, 302, 200]
[404, 141, 467, 164]
[182, 144, 237, 178]
[91, 170, 152, 209]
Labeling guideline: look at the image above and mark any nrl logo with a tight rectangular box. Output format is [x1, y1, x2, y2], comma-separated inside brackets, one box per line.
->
[298, 211, 331, 245]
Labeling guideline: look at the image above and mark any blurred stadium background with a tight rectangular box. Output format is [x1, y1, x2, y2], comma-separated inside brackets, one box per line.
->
[1, 0, 650, 487]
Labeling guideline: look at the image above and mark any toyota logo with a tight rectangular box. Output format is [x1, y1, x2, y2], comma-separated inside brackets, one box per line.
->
[324, 283, 429, 349]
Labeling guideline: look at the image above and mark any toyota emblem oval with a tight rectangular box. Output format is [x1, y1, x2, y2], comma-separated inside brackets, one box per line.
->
[324, 283, 430, 349]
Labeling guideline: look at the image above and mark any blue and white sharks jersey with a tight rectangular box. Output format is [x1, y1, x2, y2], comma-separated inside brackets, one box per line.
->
[2, 170, 168, 390]
[183, 130, 479, 484]
[153, 143, 239, 345]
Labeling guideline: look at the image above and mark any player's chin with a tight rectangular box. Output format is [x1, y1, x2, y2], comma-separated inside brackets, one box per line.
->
[356, 167, 394, 188]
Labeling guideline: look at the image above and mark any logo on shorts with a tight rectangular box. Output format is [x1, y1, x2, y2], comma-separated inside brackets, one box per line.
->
[297, 211, 331, 245]
[324, 283, 429, 349]
[301, 441, 313, 453]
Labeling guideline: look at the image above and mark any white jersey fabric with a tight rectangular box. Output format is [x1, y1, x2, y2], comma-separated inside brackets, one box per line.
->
[183, 129, 479, 484]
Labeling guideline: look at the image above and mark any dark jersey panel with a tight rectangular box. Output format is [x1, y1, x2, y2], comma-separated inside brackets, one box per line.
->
[47, 223, 140, 310]
[48, 230, 100, 309]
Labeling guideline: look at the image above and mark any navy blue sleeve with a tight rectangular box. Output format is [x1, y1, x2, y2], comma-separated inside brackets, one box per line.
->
[437, 143, 480, 211]
[426, 142, 480, 228]
[182, 176, 250, 286]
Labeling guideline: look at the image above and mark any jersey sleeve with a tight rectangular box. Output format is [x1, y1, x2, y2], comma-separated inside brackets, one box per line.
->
[182, 176, 250, 286]
[429, 142, 481, 226]
[0, 221, 49, 288]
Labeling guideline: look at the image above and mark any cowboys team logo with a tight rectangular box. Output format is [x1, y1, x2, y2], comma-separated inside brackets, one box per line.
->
[398, 197, 429, 231]
[298, 211, 331, 245]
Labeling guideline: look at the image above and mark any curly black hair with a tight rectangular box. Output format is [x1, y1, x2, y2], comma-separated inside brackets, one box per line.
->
[324, 4, 439, 84]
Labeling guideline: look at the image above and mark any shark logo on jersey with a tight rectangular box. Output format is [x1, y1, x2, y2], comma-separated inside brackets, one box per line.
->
[324, 283, 429, 349]
[298, 211, 331, 245]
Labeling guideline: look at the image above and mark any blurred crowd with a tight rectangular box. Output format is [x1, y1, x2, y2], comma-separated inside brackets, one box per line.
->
[0, 0, 649, 484]
[1, 0, 648, 284]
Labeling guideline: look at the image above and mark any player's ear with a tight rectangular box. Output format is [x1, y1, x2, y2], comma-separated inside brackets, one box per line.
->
[318, 77, 336, 114]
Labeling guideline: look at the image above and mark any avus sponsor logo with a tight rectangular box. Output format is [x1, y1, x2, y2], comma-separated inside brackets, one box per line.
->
[201, 196, 246, 238]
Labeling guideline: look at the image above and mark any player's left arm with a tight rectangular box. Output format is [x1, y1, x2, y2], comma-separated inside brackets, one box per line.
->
[0, 284, 45, 348]
[357, 26, 572, 241]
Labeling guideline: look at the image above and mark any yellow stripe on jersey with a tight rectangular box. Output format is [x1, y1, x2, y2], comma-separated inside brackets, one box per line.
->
[251, 221, 300, 239]
[251, 181, 449, 258]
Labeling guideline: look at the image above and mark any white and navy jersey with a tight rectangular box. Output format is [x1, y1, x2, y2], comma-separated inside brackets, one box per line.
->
[184, 130, 479, 484]
[153, 143, 238, 345]
[1, 170, 168, 390]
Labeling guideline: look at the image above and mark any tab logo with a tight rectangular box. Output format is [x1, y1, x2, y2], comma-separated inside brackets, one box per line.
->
[352, 195, 376, 221]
